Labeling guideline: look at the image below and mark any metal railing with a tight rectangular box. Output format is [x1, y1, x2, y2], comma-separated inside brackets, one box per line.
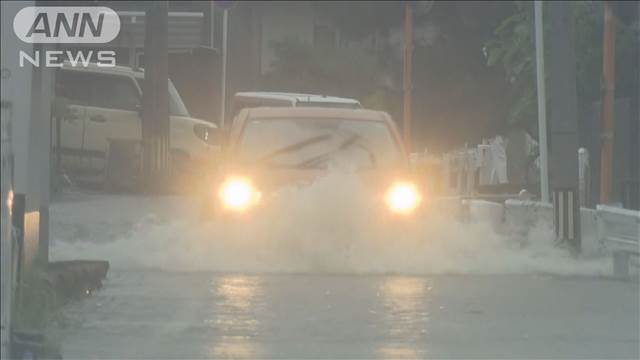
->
[597, 205, 640, 278]
[456, 196, 639, 277]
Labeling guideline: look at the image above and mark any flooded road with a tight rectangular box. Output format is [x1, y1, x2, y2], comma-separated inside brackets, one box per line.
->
[48, 184, 638, 359]
[53, 272, 638, 359]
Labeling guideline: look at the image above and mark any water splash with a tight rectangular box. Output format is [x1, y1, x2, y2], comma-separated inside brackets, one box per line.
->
[50, 173, 608, 276]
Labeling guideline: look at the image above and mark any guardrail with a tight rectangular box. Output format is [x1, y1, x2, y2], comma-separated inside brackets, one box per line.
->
[456, 197, 639, 278]
[597, 205, 640, 278]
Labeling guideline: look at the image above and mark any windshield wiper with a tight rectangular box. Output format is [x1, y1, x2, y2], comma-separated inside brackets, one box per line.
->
[295, 134, 377, 169]
[257, 133, 332, 165]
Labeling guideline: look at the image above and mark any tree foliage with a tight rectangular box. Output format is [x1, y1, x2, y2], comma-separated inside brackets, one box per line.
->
[260, 40, 382, 101]
[314, 1, 404, 41]
[261, 2, 525, 152]
[484, 1, 639, 132]
[484, 1, 536, 129]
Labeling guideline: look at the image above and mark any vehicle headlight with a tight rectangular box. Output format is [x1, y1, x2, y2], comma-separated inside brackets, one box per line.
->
[385, 181, 421, 214]
[218, 177, 261, 212]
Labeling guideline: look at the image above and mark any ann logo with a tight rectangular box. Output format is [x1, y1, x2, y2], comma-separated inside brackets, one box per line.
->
[14, 7, 120, 44]
[27, 12, 104, 38]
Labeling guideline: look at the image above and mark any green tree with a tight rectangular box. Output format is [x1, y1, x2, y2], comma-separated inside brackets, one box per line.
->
[314, 1, 404, 42]
[484, 1, 639, 134]
[261, 40, 383, 102]
[260, 2, 523, 152]
[484, 1, 536, 130]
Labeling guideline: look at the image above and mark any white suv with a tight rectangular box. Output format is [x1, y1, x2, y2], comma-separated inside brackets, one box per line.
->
[54, 63, 219, 184]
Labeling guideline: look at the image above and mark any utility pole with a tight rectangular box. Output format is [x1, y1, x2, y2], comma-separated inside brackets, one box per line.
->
[547, 1, 581, 251]
[534, 1, 550, 204]
[142, 1, 170, 191]
[220, 8, 229, 128]
[403, 2, 414, 153]
[599, 2, 617, 204]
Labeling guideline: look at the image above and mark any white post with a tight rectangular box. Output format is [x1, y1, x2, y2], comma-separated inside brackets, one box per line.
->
[220, 8, 229, 128]
[210, 2, 215, 48]
[534, 1, 550, 203]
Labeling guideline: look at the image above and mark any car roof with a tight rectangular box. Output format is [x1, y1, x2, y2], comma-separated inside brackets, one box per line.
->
[234, 91, 361, 105]
[61, 61, 145, 77]
[244, 106, 388, 122]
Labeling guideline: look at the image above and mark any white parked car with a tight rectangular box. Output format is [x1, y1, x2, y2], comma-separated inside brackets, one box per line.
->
[54, 62, 219, 184]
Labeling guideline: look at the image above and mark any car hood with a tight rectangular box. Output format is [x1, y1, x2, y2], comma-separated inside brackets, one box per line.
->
[220, 164, 413, 194]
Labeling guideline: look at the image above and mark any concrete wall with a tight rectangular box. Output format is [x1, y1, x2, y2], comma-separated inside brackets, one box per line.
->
[504, 199, 554, 244]
[464, 198, 614, 258]
[465, 199, 505, 233]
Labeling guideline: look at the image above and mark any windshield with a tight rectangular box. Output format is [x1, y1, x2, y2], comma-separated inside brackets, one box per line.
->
[168, 80, 190, 117]
[238, 118, 401, 169]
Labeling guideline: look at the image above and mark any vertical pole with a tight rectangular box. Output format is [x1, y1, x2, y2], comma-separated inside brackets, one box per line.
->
[220, 8, 229, 128]
[142, 1, 170, 190]
[534, 1, 550, 203]
[32, 54, 54, 266]
[403, 3, 413, 153]
[548, 1, 581, 251]
[599, 2, 616, 204]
